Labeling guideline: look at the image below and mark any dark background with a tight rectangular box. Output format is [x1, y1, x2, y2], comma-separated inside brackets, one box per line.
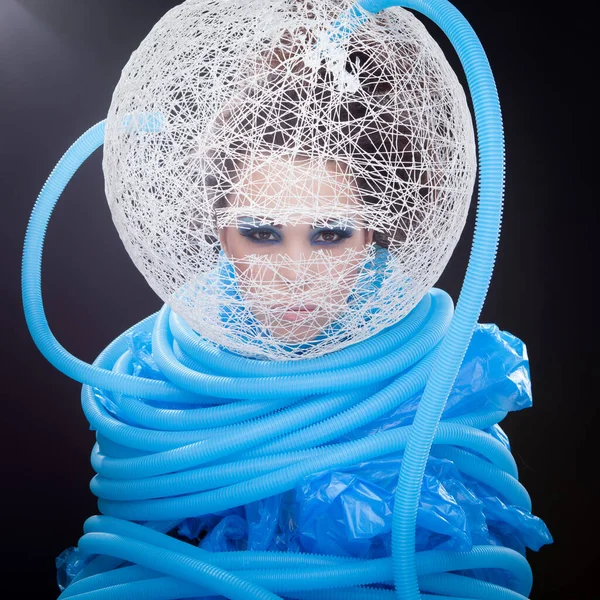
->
[1, 0, 596, 598]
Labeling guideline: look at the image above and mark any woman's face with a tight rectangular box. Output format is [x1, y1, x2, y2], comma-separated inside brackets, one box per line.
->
[218, 156, 374, 344]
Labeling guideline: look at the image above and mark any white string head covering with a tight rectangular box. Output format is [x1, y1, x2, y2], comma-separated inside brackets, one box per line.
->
[103, 0, 476, 360]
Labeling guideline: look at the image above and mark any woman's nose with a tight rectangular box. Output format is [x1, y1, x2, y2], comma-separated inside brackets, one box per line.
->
[276, 238, 312, 283]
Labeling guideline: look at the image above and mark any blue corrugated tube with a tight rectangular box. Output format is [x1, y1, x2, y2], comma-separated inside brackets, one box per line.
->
[358, 1, 506, 597]
[21, 0, 527, 598]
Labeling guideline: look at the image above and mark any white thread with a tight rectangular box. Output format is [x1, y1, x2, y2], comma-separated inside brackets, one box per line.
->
[103, 0, 476, 360]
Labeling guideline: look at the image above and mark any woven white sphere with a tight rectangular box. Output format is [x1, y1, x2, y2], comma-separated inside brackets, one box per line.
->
[103, 0, 476, 360]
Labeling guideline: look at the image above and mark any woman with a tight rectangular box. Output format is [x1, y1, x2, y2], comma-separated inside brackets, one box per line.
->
[115, 10, 549, 579]
[49, 1, 552, 596]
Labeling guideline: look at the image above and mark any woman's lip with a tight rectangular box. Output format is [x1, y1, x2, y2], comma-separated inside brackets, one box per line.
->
[281, 310, 315, 322]
[274, 305, 318, 322]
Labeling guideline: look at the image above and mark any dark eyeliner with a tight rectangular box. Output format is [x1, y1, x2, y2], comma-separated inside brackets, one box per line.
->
[237, 223, 281, 243]
[311, 227, 354, 244]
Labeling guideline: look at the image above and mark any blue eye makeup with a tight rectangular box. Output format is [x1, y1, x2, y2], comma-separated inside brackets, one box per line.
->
[311, 218, 356, 245]
[236, 217, 282, 244]
[234, 216, 356, 245]
[311, 226, 354, 245]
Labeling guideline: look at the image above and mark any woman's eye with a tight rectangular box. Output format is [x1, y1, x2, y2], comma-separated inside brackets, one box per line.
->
[316, 231, 340, 243]
[248, 229, 278, 242]
[313, 228, 352, 244]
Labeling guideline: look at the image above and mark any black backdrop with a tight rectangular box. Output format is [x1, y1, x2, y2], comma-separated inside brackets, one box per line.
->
[1, 1, 596, 598]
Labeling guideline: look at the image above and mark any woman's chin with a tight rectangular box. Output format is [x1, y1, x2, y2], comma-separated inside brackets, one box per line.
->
[271, 328, 321, 344]
[258, 314, 332, 345]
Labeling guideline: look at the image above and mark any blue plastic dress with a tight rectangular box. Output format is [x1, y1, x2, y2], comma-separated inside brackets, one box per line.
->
[57, 247, 553, 594]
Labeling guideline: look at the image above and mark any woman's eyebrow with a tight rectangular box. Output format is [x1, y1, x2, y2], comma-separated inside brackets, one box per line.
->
[234, 216, 359, 229]
[312, 218, 358, 229]
[236, 216, 283, 229]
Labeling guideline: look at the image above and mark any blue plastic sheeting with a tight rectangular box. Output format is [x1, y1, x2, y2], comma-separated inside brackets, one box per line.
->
[58, 323, 551, 592]
[175, 325, 551, 591]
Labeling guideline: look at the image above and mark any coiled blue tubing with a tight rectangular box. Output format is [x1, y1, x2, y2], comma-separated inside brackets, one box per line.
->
[20, 0, 525, 598]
